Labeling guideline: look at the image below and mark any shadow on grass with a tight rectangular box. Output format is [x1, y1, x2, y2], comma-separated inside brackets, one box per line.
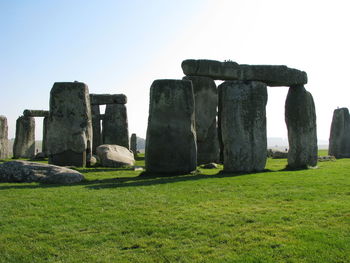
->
[0, 166, 295, 191]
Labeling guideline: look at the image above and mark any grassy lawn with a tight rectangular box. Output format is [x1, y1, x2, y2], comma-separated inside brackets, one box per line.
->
[0, 154, 349, 262]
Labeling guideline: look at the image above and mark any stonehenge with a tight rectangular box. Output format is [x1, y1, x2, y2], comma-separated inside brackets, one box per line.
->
[103, 104, 129, 149]
[3, 58, 319, 174]
[181, 59, 317, 171]
[145, 79, 197, 174]
[91, 105, 102, 154]
[46, 82, 92, 167]
[183, 76, 219, 164]
[285, 85, 318, 168]
[130, 133, 137, 155]
[181, 59, 308, 86]
[0, 116, 9, 159]
[13, 116, 35, 158]
[328, 107, 350, 158]
[219, 81, 267, 172]
[23, 109, 49, 156]
[90, 93, 129, 151]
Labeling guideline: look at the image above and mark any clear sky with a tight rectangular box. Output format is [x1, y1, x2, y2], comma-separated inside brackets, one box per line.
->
[1, 0, 349, 142]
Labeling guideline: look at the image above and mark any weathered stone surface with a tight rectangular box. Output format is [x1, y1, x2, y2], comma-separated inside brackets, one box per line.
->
[13, 116, 35, 158]
[46, 82, 92, 167]
[328, 108, 350, 158]
[285, 85, 318, 168]
[130, 133, 137, 155]
[102, 104, 129, 149]
[23, 109, 49, 117]
[90, 94, 127, 105]
[96, 144, 135, 167]
[0, 160, 84, 184]
[183, 76, 219, 164]
[219, 80, 267, 172]
[42, 117, 48, 156]
[0, 116, 9, 159]
[145, 79, 197, 174]
[181, 59, 307, 86]
[91, 105, 102, 154]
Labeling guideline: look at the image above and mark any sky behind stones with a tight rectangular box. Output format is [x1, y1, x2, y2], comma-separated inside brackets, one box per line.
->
[1, 0, 349, 143]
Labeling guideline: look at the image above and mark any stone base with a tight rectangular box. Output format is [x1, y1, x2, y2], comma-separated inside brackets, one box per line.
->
[49, 150, 86, 167]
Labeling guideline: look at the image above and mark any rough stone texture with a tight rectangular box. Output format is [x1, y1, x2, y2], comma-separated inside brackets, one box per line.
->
[90, 94, 127, 105]
[42, 117, 48, 156]
[96, 144, 135, 167]
[181, 59, 307, 86]
[328, 107, 350, 158]
[46, 82, 92, 167]
[23, 109, 49, 117]
[91, 105, 102, 154]
[285, 85, 318, 168]
[130, 133, 137, 155]
[145, 79, 197, 174]
[0, 160, 84, 184]
[0, 116, 9, 159]
[183, 76, 219, 164]
[219, 80, 267, 172]
[13, 116, 35, 159]
[102, 104, 129, 149]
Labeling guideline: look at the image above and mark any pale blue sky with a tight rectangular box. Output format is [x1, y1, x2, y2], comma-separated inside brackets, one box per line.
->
[1, 0, 350, 142]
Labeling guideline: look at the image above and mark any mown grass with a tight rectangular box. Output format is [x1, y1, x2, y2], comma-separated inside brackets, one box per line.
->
[0, 153, 349, 263]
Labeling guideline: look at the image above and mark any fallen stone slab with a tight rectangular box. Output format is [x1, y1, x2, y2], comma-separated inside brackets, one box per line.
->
[90, 94, 127, 105]
[181, 59, 307, 87]
[96, 144, 135, 168]
[23, 110, 49, 117]
[0, 160, 84, 184]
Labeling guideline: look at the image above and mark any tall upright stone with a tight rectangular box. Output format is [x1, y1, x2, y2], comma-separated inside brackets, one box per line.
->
[42, 116, 49, 155]
[46, 82, 92, 167]
[102, 104, 129, 149]
[13, 116, 35, 158]
[328, 107, 350, 158]
[0, 116, 9, 159]
[219, 80, 267, 172]
[91, 105, 102, 154]
[183, 76, 219, 164]
[130, 133, 137, 155]
[285, 85, 317, 168]
[145, 79, 197, 174]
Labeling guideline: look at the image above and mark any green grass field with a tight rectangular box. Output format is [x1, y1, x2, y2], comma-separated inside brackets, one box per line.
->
[0, 154, 349, 263]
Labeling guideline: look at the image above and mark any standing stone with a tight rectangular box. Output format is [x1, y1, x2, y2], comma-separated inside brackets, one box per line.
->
[46, 82, 92, 167]
[0, 116, 9, 159]
[328, 108, 350, 158]
[102, 104, 129, 149]
[130, 133, 137, 155]
[42, 116, 49, 156]
[183, 76, 219, 164]
[13, 116, 35, 158]
[91, 105, 102, 154]
[285, 85, 317, 168]
[219, 80, 267, 172]
[145, 79, 197, 174]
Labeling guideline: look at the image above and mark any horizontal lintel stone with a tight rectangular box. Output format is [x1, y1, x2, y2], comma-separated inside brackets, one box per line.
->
[181, 59, 307, 87]
[90, 94, 127, 105]
[23, 110, 49, 117]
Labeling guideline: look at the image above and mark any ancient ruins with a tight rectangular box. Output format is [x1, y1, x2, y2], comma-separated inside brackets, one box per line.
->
[90, 94, 129, 152]
[328, 107, 350, 158]
[46, 82, 93, 167]
[130, 133, 137, 155]
[0, 115, 9, 159]
[145, 79, 197, 174]
[145, 59, 318, 173]
[3, 58, 319, 173]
